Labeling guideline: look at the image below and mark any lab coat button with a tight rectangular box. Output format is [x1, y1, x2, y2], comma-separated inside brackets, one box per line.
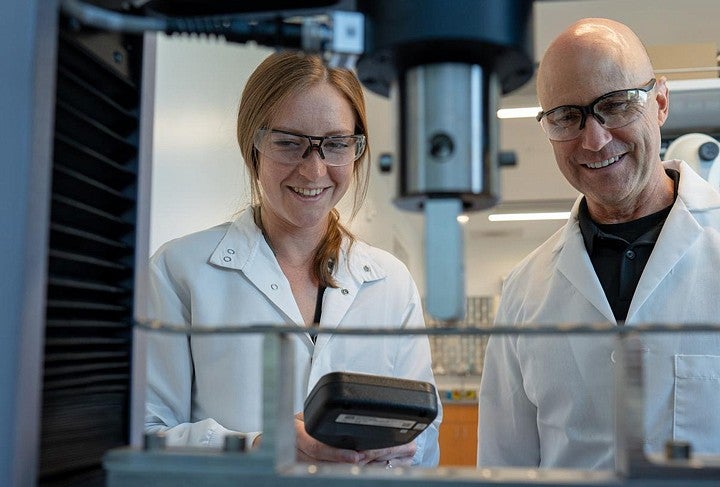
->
[227, 248, 235, 254]
[363, 265, 370, 272]
[610, 350, 616, 363]
[625, 250, 636, 260]
[341, 288, 349, 295]
[271, 284, 278, 290]
[223, 256, 232, 262]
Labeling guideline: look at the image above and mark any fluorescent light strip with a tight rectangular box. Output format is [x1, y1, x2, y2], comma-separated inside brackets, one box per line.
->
[497, 106, 542, 119]
[489, 211, 571, 222]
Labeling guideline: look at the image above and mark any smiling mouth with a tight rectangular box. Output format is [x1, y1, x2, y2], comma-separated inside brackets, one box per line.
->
[585, 155, 621, 169]
[291, 186, 324, 197]
[585, 156, 620, 169]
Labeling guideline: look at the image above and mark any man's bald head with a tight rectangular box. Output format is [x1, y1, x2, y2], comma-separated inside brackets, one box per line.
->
[534, 18, 672, 224]
[537, 18, 655, 108]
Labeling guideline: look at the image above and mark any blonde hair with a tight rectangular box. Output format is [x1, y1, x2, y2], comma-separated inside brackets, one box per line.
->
[237, 51, 370, 287]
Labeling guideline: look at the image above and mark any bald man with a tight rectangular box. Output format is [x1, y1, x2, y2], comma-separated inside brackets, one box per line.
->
[478, 18, 720, 469]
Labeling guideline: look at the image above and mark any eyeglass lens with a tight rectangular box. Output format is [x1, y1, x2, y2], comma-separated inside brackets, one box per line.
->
[539, 80, 655, 141]
[255, 129, 364, 166]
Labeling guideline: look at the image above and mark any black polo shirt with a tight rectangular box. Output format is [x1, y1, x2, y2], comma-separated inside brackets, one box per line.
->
[577, 169, 679, 322]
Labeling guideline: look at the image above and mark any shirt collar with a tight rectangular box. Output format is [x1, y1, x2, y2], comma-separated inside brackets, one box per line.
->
[578, 169, 679, 254]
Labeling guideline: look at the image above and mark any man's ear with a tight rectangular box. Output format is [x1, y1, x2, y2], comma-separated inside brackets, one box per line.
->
[655, 76, 670, 126]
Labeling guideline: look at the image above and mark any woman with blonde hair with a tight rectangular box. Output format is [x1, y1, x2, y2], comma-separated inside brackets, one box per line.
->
[145, 50, 440, 467]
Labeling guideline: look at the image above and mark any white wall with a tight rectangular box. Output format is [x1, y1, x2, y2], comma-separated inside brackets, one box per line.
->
[149, 36, 270, 254]
[534, 0, 720, 58]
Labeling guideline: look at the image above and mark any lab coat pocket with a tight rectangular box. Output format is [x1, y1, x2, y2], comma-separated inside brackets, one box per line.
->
[673, 354, 720, 454]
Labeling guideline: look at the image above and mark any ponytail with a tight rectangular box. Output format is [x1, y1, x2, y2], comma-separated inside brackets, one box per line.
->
[313, 209, 353, 288]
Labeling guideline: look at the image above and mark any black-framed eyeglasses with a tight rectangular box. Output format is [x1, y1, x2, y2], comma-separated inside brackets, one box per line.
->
[536, 79, 656, 141]
[253, 128, 366, 167]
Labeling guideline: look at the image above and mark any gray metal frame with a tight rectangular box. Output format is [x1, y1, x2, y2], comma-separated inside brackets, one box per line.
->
[0, 1, 59, 485]
[129, 30, 158, 450]
[106, 325, 720, 486]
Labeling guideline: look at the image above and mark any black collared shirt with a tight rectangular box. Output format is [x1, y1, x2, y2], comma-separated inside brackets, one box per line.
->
[577, 169, 679, 322]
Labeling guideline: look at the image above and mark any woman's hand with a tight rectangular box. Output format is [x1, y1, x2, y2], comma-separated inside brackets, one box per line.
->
[294, 413, 366, 464]
[358, 441, 416, 468]
[294, 413, 416, 466]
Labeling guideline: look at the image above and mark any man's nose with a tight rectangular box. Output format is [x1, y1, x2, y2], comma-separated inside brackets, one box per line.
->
[580, 115, 613, 152]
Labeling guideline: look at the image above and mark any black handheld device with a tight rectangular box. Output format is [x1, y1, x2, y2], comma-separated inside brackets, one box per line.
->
[303, 372, 438, 451]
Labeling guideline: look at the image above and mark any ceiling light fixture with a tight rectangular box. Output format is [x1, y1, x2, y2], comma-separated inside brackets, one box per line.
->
[484, 199, 576, 222]
[496, 106, 542, 119]
[488, 211, 571, 222]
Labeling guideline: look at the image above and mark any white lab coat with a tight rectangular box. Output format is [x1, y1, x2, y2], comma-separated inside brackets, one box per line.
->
[478, 160, 720, 469]
[144, 208, 441, 466]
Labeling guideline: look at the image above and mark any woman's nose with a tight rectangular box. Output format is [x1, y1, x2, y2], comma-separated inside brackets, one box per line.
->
[298, 148, 328, 178]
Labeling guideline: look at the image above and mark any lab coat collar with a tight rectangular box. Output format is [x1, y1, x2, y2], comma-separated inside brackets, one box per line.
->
[554, 204, 617, 323]
[625, 160, 718, 322]
[554, 160, 720, 325]
[207, 209, 387, 328]
[665, 159, 720, 211]
[208, 209, 268, 272]
[209, 209, 304, 324]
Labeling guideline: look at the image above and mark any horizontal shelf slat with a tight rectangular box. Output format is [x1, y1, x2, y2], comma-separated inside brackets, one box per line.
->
[45, 337, 129, 350]
[54, 134, 135, 187]
[43, 374, 130, 392]
[51, 195, 134, 240]
[46, 319, 129, 329]
[53, 164, 135, 215]
[50, 223, 132, 262]
[58, 33, 138, 109]
[48, 276, 128, 295]
[40, 391, 127, 475]
[56, 65, 138, 137]
[45, 352, 128, 363]
[55, 101, 137, 165]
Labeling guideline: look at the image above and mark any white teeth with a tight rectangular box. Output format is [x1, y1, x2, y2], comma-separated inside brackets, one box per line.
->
[586, 155, 620, 169]
[292, 187, 323, 197]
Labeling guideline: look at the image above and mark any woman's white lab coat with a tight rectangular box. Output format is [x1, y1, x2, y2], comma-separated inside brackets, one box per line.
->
[144, 209, 441, 466]
[478, 160, 720, 469]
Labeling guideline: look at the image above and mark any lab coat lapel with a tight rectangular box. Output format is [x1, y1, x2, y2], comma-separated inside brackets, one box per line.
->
[317, 247, 367, 329]
[313, 243, 385, 352]
[208, 210, 305, 326]
[318, 278, 360, 330]
[556, 215, 616, 323]
[241, 247, 305, 325]
[626, 170, 707, 323]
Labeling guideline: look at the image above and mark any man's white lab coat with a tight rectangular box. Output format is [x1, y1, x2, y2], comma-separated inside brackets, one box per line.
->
[144, 209, 441, 466]
[478, 160, 720, 469]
